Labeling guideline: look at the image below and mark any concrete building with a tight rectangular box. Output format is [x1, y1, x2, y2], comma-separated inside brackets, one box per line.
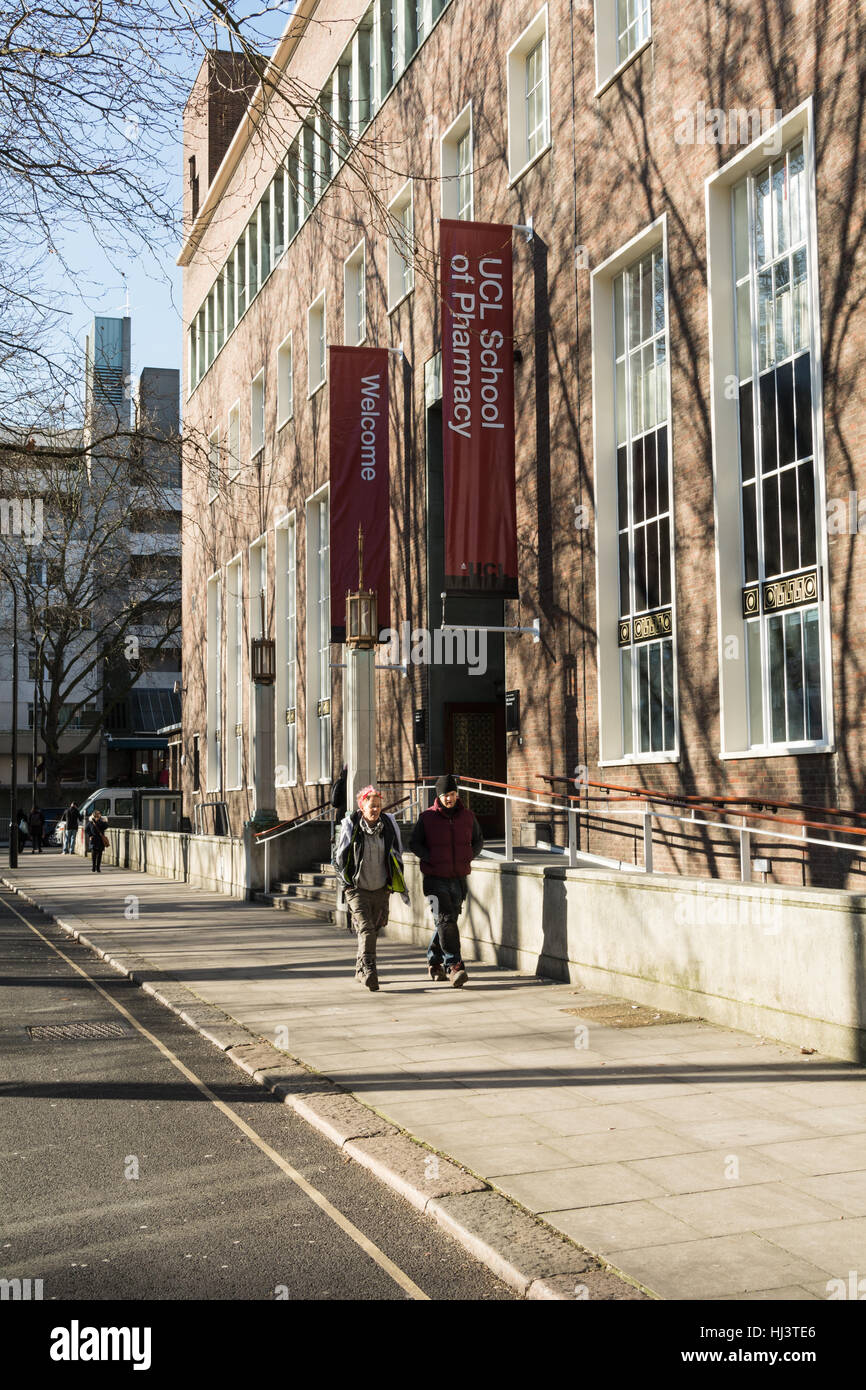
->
[179, 0, 866, 885]
[0, 317, 182, 817]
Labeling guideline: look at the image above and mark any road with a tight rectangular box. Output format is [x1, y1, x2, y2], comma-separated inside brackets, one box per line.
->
[0, 885, 515, 1301]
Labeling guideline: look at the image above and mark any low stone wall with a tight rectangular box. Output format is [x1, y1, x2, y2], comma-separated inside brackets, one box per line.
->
[385, 856, 866, 1063]
[102, 818, 332, 900]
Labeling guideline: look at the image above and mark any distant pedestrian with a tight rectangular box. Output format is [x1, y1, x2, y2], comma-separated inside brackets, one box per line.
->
[63, 802, 80, 855]
[87, 809, 108, 873]
[28, 806, 45, 854]
[334, 785, 409, 992]
[330, 763, 351, 932]
[15, 809, 27, 853]
[410, 774, 483, 987]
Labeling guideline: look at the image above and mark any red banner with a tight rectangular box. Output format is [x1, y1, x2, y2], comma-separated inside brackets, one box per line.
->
[329, 346, 390, 641]
[441, 219, 518, 597]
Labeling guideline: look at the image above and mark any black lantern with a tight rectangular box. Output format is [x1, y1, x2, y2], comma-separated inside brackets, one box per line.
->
[251, 636, 276, 683]
[345, 524, 377, 650]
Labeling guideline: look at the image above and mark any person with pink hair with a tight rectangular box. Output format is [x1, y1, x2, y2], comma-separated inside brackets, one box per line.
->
[333, 784, 409, 991]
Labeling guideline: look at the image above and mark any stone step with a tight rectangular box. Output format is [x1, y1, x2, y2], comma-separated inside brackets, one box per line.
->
[256, 892, 337, 922]
[295, 870, 333, 886]
[275, 882, 336, 905]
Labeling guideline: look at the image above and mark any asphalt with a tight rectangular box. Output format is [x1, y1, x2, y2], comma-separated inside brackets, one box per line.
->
[0, 893, 520, 1301]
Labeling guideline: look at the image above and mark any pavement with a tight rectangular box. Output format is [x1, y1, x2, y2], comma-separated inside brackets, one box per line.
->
[4, 850, 866, 1302]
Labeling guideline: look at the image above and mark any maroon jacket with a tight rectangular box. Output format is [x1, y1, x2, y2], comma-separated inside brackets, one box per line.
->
[409, 797, 483, 878]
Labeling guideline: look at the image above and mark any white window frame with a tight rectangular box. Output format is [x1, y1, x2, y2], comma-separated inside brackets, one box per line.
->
[274, 512, 298, 787]
[308, 289, 327, 397]
[387, 181, 414, 311]
[594, 0, 652, 96]
[705, 98, 832, 759]
[207, 427, 220, 504]
[250, 368, 265, 459]
[506, 6, 550, 185]
[591, 214, 680, 767]
[441, 103, 473, 221]
[343, 239, 367, 346]
[305, 486, 331, 784]
[226, 555, 244, 791]
[206, 571, 222, 793]
[277, 332, 294, 428]
[227, 399, 241, 480]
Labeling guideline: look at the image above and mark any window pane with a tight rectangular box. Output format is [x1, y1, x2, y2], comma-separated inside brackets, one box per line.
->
[784, 610, 805, 741]
[659, 514, 671, 605]
[617, 444, 628, 528]
[792, 248, 808, 353]
[773, 159, 788, 256]
[621, 648, 633, 755]
[638, 646, 650, 752]
[644, 431, 657, 519]
[756, 170, 771, 265]
[746, 618, 764, 745]
[655, 336, 667, 423]
[762, 472, 781, 575]
[614, 274, 624, 357]
[261, 193, 271, 281]
[739, 381, 755, 479]
[649, 643, 663, 750]
[631, 436, 645, 524]
[758, 268, 773, 370]
[646, 520, 660, 610]
[774, 258, 791, 361]
[760, 371, 777, 472]
[662, 640, 675, 748]
[618, 530, 630, 616]
[742, 482, 758, 582]
[776, 360, 795, 467]
[768, 614, 786, 741]
[737, 279, 752, 378]
[804, 608, 822, 739]
[616, 358, 626, 444]
[798, 461, 816, 568]
[794, 352, 813, 460]
[789, 143, 806, 246]
[734, 180, 749, 280]
[780, 466, 799, 572]
[656, 427, 669, 513]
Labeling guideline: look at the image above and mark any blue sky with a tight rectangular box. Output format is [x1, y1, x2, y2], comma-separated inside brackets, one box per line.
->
[40, 2, 292, 406]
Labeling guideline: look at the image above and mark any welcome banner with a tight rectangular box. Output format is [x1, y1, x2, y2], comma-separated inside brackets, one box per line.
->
[329, 346, 390, 641]
[441, 218, 518, 598]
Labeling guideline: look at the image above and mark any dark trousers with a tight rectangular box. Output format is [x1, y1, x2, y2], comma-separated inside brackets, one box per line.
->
[30, 830, 43, 853]
[91, 844, 104, 872]
[423, 875, 467, 970]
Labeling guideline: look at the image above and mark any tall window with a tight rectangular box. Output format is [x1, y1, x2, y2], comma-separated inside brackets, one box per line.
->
[388, 183, 414, 309]
[616, 0, 651, 64]
[276, 516, 298, 786]
[226, 559, 244, 788]
[525, 38, 548, 165]
[207, 428, 220, 503]
[733, 140, 821, 747]
[277, 333, 293, 427]
[306, 493, 331, 783]
[344, 241, 366, 346]
[308, 291, 327, 395]
[251, 369, 265, 457]
[441, 106, 473, 221]
[228, 400, 241, 479]
[507, 8, 550, 181]
[614, 246, 676, 755]
[206, 573, 221, 792]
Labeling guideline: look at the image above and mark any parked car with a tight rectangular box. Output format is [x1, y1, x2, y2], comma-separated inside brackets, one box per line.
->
[40, 807, 66, 843]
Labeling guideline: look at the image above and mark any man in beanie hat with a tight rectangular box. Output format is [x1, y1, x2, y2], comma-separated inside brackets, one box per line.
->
[334, 784, 409, 991]
[410, 773, 483, 986]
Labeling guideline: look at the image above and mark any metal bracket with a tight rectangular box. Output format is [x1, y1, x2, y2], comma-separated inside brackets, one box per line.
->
[439, 592, 539, 642]
[513, 216, 534, 243]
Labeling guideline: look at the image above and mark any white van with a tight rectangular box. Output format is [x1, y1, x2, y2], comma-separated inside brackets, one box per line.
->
[77, 788, 136, 829]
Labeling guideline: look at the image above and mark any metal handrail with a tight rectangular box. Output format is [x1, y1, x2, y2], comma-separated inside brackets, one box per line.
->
[538, 772, 866, 826]
[254, 800, 331, 843]
[386, 774, 865, 883]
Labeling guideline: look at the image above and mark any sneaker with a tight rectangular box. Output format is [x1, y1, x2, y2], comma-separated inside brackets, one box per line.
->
[448, 964, 468, 988]
[428, 962, 447, 982]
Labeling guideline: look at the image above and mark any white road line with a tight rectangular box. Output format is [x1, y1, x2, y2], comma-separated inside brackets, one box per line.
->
[1, 889, 429, 1301]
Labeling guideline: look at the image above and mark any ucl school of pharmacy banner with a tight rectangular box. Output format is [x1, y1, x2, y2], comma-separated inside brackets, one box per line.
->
[441, 218, 518, 598]
[329, 346, 391, 641]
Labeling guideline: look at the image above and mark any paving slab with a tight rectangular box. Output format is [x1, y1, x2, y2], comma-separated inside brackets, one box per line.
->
[4, 857, 866, 1304]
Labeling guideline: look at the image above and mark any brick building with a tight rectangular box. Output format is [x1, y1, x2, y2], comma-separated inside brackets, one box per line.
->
[179, 0, 866, 884]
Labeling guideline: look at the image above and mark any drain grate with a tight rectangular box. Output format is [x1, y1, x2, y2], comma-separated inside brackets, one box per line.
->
[27, 1021, 134, 1041]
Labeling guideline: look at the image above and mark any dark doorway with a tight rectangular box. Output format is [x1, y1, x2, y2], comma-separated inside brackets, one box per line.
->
[445, 701, 506, 836]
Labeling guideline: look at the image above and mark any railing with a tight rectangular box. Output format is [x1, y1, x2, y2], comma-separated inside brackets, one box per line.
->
[192, 799, 230, 837]
[378, 773, 866, 884]
[254, 799, 331, 895]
